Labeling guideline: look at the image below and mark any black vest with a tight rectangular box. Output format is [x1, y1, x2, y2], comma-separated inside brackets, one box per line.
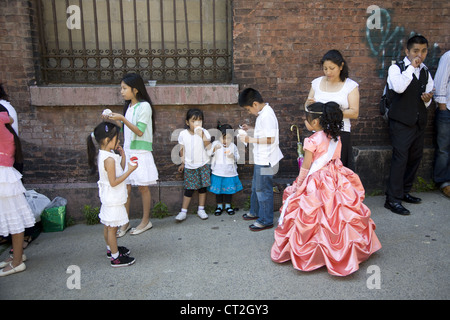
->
[388, 66, 428, 129]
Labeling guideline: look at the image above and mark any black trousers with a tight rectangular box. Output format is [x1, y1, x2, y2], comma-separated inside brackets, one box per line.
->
[386, 119, 425, 203]
[340, 131, 354, 171]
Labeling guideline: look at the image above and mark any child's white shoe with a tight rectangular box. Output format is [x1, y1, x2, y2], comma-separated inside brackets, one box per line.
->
[175, 211, 187, 221]
[197, 209, 208, 220]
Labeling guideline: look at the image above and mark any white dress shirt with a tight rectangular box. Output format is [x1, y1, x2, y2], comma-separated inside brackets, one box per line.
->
[434, 51, 450, 110]
[252, 103, 283, 167]
[387, 57, 434, 108]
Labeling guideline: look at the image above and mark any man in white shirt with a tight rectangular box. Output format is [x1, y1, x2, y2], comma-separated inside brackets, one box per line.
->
[433, 50, 450, 198]
[238, 88, 283, 231]
[385, 35, 434, 215]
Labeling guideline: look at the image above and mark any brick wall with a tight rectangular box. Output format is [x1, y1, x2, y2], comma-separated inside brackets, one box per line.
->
[0, 0, 38, 112]
[233, 0, 450, 176]
[1, 0, 449, 219]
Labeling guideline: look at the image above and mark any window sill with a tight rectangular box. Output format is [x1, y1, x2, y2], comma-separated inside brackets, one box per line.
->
[30, 84, 239, 106]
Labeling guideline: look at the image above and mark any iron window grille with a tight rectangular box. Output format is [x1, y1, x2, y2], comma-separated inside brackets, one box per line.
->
[36, 0, 232, 84]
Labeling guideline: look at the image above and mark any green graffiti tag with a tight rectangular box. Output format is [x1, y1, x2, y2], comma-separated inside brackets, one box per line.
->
[366, 6, 441, 78]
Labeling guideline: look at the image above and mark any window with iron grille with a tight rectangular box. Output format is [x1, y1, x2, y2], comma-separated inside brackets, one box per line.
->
[36, 0, 232, 84]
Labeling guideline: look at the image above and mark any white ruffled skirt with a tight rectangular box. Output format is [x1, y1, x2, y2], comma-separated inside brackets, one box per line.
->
[99, 204, 129, 227]
[0, 166, 36, 237]
[124, 149, 158, 186]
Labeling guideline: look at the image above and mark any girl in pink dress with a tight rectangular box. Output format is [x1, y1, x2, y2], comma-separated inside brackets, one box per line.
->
[271, 102, 381, 276]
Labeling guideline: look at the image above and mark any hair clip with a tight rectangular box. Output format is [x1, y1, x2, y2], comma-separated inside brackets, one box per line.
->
[105, 124, 109, 133]
[305, 104, 323, 114]
[91, 132, 95, 139]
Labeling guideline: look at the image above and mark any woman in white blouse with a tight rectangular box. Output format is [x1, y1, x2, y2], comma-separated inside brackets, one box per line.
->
[305, 50, 360, 170]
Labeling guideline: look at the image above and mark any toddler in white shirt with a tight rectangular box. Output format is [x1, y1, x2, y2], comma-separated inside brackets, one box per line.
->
[207, 123, 243, 215]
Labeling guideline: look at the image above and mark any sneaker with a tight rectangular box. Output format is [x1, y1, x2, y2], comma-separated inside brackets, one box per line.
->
[110, 254, 136, 268]
[175, 211, 187, 221]
[197, 209, 208, 220]
[106, 246, 130, 259]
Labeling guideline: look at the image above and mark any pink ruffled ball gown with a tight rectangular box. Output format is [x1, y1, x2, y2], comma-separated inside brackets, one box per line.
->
[271, 131, 381, 276]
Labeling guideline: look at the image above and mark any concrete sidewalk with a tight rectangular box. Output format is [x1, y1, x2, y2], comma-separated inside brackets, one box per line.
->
[0, 191, 449, 300]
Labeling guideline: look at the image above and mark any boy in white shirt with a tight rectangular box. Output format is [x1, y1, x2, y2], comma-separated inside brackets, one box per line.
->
[238, 88, 283, 231]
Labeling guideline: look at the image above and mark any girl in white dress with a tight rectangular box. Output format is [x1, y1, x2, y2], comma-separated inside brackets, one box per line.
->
[0, 104, 35, 276]
[87, 122, 137, 267]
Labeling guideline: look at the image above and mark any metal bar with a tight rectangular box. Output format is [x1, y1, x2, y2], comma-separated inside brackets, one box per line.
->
[50, 0, 59, 53]
[119, 0, 125, 54]
[199, 0, 204, 81]
[134, 0, 138, 54]
[106, 0, 113, 81]
[147, 0, 152, 52]
[79, 0, 87, 81]
[36, 0, 49, 83]
[183, 0, 190, 82]
[173, 0, 178, 81]
[159, 0, 165, 81]
[65, 0, 73, 55]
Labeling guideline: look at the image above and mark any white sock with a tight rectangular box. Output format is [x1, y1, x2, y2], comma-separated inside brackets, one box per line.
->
[181, 208, 187, 213]
[217, 203, 223, 209]
[106, 245, 111, 251]
[225, 203, 231, 209]
[111, 252, 119, 259]
[198, 206, 204, 211]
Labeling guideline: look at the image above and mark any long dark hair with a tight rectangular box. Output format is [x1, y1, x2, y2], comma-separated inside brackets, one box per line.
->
[121, 73, 155, 133]
[0, 104, 23, 163]
[320, 50, 349, 82]
[87, 122, 121, 174]
[0, 83, 10, 101]
[306, 102, 343, 142]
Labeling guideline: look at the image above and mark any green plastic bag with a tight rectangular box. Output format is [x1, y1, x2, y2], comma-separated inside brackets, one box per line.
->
[41, 197, 67, 232]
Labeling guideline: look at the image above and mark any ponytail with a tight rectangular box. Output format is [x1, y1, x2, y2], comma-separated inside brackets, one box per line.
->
[87, 122, 120, 175]
[305, 101, 343, 141]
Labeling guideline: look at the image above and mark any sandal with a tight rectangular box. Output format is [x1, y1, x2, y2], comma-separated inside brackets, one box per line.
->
[249, 222, 273, 232]
[214, 207, 223, 216]
[226, 207, 235, 215]
[242, 213, 258, 220]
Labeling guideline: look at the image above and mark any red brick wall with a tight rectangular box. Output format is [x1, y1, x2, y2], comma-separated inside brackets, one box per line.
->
[233, 0, 450, 171]
[1, 0, 449, 187]
[0, 0, 38, 113]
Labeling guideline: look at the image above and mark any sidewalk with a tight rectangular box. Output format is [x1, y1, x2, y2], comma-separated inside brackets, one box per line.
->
[0, 191, 449, 300]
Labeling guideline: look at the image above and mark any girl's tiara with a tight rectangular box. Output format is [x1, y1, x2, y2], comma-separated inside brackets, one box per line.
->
[305, 104, 323, 114]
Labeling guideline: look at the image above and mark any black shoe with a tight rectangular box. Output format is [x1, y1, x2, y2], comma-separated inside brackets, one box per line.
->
[384, 201, 410, 215]
[403, 194, 422, 204]
[107, 246, 130, 259]
[111, 254, 136, 267]
[249, 222, 273, 231]
[243, 213, 258, 220]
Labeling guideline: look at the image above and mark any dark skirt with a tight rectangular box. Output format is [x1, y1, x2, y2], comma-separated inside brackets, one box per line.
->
[183, 164, 211, 190]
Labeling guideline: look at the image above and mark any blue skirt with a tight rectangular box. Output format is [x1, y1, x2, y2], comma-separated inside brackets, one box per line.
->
[208, 174, 243, 195]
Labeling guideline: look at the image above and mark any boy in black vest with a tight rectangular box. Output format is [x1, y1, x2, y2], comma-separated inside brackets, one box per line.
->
[385, 35, 434, 215]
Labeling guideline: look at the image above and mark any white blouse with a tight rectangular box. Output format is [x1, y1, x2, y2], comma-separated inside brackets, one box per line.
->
[311, 76, 359, 132]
